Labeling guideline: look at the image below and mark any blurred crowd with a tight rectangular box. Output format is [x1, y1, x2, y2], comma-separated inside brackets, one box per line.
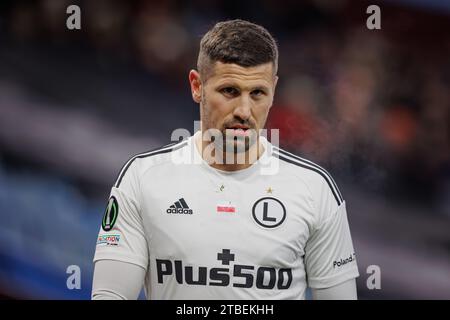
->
[1, 0, 449, 209]
[269, 22, 450, 208]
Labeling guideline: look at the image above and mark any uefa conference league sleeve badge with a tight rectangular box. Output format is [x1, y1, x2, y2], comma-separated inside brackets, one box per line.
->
[102, 196, 119, 231]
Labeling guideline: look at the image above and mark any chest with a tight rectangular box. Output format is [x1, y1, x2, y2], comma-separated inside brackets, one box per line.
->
[140, 165, 315, 267]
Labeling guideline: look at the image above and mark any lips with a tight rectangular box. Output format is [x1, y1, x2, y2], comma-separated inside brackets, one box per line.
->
[225, 125, 252, 137]
[227, 124, 249, 130]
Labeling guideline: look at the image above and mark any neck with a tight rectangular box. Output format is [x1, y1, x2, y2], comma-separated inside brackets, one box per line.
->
[195, 132, 265, 172]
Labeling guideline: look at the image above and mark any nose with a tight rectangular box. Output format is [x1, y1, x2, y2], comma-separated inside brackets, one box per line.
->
[233, 95, 252, 121]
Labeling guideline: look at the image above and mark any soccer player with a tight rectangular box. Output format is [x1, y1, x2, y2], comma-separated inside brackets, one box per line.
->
[92, 19, 359, 300]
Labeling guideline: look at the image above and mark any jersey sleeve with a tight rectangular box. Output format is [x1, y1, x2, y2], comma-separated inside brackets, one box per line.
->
[304, 179, 359, 289]
[92, 260, 146, 300]
[93, 159, 149, 270]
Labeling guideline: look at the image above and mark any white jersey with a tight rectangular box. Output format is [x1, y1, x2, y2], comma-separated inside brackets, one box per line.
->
[93, 131, 359, 299]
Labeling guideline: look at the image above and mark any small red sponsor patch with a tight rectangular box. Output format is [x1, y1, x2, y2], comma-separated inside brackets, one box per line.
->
[217, 206, 235, 213]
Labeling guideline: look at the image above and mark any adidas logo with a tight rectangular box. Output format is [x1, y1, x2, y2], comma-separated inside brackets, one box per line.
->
[166, 198, 193, 215]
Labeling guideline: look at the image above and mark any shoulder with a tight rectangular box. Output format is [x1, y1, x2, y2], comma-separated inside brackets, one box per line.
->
[271, 145, 344, 207]
[113, 139, 189, 189]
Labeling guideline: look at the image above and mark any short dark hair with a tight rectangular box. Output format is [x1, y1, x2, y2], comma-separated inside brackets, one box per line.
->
[197, 19, 278, 79]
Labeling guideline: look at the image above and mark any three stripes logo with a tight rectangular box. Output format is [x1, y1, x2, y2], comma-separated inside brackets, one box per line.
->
[166, 198, 193, 215]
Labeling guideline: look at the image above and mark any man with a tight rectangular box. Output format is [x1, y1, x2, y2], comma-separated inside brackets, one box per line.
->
[92, 19, 359, 300]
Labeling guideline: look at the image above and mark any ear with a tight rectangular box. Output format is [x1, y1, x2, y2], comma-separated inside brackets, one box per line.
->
[189, 69, 202, 103]
[273, 75, 279, 93]
[269, 75, 279, 109]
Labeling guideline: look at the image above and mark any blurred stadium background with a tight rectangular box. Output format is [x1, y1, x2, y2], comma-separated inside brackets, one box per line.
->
[0, 0, 449, 299]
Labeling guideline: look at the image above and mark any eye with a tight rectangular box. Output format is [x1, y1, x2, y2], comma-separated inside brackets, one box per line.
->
[251, 89, 266, 97]
[220, 87, 239, 97]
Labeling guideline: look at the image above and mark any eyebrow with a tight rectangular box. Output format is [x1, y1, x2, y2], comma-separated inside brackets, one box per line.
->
[251, 85, 269, 92]
[217, 82, 270, 92]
